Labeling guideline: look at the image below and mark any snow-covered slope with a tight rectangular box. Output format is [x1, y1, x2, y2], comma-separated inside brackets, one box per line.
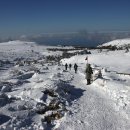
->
[0, 40, 64, 60]
[0, 41, 130, 130]
[98, 38, 130, 48]
[61, 50, 130, 73]
[0, 40, 35, 45]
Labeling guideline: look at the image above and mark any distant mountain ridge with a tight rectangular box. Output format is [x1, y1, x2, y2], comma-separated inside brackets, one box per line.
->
[0, 40, 36, 46]
[98, 38, 130, 48]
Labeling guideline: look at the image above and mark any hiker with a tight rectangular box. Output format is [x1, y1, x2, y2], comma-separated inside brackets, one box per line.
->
[85, 64, 93, 85]
[65, 63, 68, 70]
[74, 63, 78, 73]
[98, 70, 102, 78]
[69, 64, 72, 70]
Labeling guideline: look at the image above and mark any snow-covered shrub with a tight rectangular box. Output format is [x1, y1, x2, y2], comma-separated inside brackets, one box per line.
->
[15, 61, 24, 66]
[42, 111, 62, 124]
[36, 98, 61, 115]
[93, 69, 102, 81]
[17, 105, 27, 111]
[0, 60, 4, 67]
[125, 47, 129, 53]
[10, 69, 24, 77]
[43, 89, 57, 97]
[17, 72, 34, 80]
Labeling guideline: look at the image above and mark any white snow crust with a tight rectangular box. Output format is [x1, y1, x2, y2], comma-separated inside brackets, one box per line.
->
[0, 40, 130, 130]
[99, 38, 130, 48]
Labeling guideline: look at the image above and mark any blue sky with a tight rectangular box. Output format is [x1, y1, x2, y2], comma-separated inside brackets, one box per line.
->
[0, 0, 130, 38]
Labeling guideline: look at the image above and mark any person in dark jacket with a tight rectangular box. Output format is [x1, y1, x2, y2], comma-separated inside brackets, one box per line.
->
[69, 64, 72, 70]
[85, 64, 93, 85]
[65, 63, 68, 70]
[74, 63, 78, 73]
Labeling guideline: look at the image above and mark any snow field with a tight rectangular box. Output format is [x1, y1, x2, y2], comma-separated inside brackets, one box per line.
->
[0, 40, 130, 129]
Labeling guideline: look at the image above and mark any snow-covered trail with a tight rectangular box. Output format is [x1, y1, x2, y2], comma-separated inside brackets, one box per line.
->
[58, 68, 129, 130]
[0, 59, 129, 130]
[1, 40, 130, 129]
[0, 61, 129, 130]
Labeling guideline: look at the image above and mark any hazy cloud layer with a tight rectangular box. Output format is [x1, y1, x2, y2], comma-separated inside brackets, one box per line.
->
[1, 31, 130, 47]
[25, 31, 130, 47]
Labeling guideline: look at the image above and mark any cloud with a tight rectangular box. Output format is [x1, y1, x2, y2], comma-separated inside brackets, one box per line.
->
[24, 31, 130, 46]
[1, 31, 130, 46]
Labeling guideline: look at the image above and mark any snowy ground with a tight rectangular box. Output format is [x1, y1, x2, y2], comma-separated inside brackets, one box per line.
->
[98, 38, 130, 48]
[0, 41, 130, 130]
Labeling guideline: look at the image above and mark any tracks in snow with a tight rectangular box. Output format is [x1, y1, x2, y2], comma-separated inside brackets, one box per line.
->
[58, 68, 129, 130]
[0, 60, 129, 130]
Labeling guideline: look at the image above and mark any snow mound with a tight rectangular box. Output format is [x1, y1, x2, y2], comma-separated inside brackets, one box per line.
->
[98, 38, 130, 48]
[0, 40, 35, 46]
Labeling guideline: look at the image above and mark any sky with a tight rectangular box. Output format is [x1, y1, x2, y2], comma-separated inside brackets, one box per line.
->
[0, 0, 130, 39]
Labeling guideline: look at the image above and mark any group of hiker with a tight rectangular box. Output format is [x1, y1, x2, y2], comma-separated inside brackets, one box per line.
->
[65, 63, 78, 73]
[64, 62, 93, 85]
